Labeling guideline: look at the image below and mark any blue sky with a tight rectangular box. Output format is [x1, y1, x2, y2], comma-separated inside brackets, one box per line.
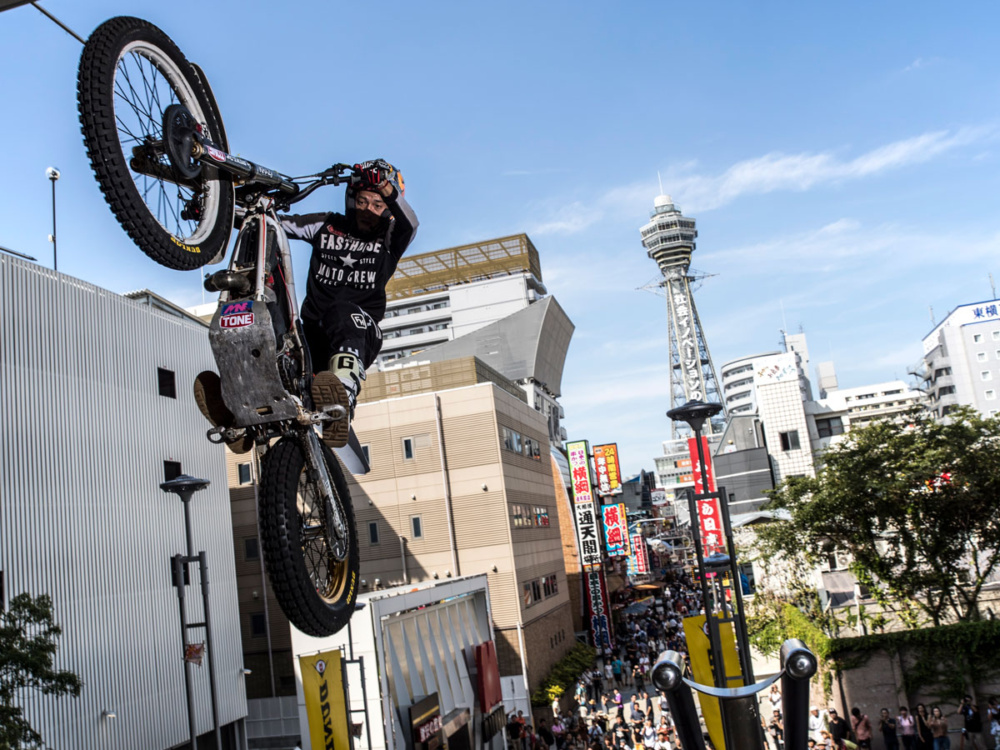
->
[3, 2, 1000, 476]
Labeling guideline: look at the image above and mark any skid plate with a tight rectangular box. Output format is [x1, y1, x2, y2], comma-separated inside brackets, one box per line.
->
[209, 299, 298, 426]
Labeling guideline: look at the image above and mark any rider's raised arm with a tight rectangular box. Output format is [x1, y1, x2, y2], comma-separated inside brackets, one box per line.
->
[279, 212, 329, 242]
[380, 182, 419, 261]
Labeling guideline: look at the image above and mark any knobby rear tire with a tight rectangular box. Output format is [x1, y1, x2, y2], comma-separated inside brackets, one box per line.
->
[258, 436, 360, 637]
[77, 16, 234, 270]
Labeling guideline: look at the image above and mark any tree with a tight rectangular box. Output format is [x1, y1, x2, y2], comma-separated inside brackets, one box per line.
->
[0, 593, 82, 749]
[755, 407, 1000, 627]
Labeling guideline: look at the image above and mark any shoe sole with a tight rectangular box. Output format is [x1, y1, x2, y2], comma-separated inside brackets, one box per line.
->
[311, 372, 350, 448]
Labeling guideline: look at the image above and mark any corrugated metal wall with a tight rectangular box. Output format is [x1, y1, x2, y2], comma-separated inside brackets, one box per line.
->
[0, 257, 246, 748]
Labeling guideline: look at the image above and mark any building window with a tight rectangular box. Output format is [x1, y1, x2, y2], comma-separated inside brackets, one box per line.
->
[237, 463, 252, 485]
[244, 537, 259, 561]
[501, 426, 522, 453]
[361, 444, 370, 464]
[987, 390, 997, 401]
[975, 334, 983, 343]
[523, 583, 533, 607]
[938, 386, 956, 397]
[534, 507, 550, 527]
[983, 371, 992, 381]
[411, 516, 423, 539]
[511, 504, 527, 528]
[531, 580, 542, 603]
[157, 367, 176, 398]
[368, 521, 380, 545]
[402, 437, 414, 460]
[779, 431, 801, 451]
[523, 436, 541, 460]
[980, 352, 989, 362]
[250, 613, 267, 638]
[994, 331, 1000, 341]
[815, 417, 845, 439]
[163, 460, 182, 482]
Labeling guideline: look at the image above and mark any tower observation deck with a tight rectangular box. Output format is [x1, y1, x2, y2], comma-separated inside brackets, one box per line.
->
[640, 195, 726, 436]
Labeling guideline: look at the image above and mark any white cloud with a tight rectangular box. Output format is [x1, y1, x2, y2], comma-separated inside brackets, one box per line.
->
[902, 57, 942, 73]
[530, 126, 994, 234]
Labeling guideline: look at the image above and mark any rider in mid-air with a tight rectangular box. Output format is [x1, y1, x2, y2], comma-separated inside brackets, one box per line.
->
[195, 160, 418, 449]
[281, 160, 418, 447]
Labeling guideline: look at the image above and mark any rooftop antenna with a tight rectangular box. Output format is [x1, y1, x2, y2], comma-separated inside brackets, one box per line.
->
[929, 305, 935, 326]
[991, 272, 997, 300]
[657, 171, 664, 196]
[779, 299, 788, 334]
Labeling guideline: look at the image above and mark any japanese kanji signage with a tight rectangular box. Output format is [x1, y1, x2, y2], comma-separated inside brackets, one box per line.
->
[688, 436, 724, 554]
[601, 503, 631, 557]
[650, 488, 668, 506]
[575, 501, 602, 569]
[567, 440, 594, 505]
[585, 568, 614, 651]
[627, 533, 649, 575]
[593, 443, 622, 495]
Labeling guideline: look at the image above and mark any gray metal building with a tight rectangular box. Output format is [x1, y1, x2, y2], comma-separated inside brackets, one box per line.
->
[0, 256, 247, 748]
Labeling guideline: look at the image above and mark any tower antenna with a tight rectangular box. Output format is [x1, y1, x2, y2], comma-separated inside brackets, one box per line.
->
[658, 171, 664, 195]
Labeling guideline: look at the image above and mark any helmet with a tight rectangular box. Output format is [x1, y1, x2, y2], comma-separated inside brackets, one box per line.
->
[345, 159, 404, 236]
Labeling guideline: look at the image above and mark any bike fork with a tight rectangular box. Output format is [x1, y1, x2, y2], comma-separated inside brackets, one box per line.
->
[300, 429, 349, 562]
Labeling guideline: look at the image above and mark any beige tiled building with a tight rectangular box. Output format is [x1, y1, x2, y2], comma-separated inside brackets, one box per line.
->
[349, 357, 576, 689]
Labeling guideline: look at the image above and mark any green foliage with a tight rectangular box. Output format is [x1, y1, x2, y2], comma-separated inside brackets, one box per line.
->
[530, 643, 597, 707]
[0, 593, 82, 749]
[756, 407, 1000, 627]
[828, 619, 1000, 706]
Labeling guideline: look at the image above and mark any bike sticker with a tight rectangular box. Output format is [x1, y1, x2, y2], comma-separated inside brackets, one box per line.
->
[220, 300, 254, 328]
[204, 145, 228, 162]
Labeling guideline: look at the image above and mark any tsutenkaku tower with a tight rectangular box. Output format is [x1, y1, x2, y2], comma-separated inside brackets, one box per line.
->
[640, 194, 726, 437]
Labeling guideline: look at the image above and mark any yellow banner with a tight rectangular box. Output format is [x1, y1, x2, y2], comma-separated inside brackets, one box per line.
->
[682, 615, 744, 750]
[300, 649, 350, 750]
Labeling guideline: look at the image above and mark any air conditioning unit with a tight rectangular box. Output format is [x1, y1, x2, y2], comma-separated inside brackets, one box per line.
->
[559, 427, 567, 441]
[559, 405, 565, 418]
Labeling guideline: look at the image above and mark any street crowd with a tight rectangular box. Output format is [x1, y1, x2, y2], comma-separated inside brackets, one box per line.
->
[506, 573, 1000, 750]
[762, 688, 1000, 750]
[507, 575, 706, 750]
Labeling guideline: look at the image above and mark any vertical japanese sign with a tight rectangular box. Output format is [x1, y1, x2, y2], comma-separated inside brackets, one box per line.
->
[593, 443, 622, 494]
[568, 441, 602, 569]
[630, 533, 649, 574]
[585, 568, 614, 651]
[300, 649, 350, 750]
[688, 436, 724, 554]
[601, 503, 631, 557]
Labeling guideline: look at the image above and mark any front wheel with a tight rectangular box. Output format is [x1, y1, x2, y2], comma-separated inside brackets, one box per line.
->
[258, 436, 360, 637]
[77, 16, 234, 270]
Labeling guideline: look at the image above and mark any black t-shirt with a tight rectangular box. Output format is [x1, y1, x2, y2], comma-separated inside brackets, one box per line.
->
[539, 727, 555, 745]
[881, 717, 897, 740]
[280, 186, 418, 324]
[829, 717, 849, 742]
[963, 705, 983, 732]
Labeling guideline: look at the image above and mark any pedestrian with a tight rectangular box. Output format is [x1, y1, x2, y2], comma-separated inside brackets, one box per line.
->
[769, 710, 785, 750]
[986, 697, 1000, 741]
[810, 707, 828, 743]
[828, 709, 850, 747]
[958, 696, 983, 750]
[898, 707, 917, 750]
[880, 708, 899, 750]
[769, 685, 783, 712]
[927, 707, 949, 750]
[634, 664, 646, 696]
[852, 707, 873, 750]
[539, 719, 557, 750]
[605, 661, 614, 685]
[613, 657, 624, 688]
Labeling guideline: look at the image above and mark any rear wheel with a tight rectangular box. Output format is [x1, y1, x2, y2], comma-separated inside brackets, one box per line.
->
[77, 16, 234, 270]
[258, 436, 360, 637]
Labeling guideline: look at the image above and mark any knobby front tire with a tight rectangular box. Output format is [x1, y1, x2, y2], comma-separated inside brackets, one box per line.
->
[78, 16, 234, 270]
[258, 436, 360, 637]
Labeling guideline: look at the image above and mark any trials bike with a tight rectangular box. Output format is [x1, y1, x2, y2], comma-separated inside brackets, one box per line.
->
[77, 16, 369, 637]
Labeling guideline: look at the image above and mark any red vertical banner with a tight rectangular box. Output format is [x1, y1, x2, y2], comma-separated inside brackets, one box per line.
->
[688, 437, 724, 554]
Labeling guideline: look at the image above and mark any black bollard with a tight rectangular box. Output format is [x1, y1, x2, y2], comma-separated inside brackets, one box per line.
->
[651, 650, 707, 750]
[780, 639, 818, 750]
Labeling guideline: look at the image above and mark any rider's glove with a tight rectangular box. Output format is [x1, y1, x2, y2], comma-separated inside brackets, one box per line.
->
[353, 159, 404, 198]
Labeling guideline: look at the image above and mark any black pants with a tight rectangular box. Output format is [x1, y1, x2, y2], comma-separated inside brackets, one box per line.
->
[302, 300, 382, 374]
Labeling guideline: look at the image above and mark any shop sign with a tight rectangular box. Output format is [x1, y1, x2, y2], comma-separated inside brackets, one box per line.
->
[575, 501, 602, 569]
[601, 503, 631, 557]
[567, 440, 594, 504]
[593, 443, 622, 494]
[300, 649, 349, 750]
[585, 568, 614, 650]
[409, 693, 442, 750]
[687, 436, 723, 554]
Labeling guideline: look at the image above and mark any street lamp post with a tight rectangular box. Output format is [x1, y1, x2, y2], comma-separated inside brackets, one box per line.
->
[667, 400, 762, 750]
[45, 167, 59, 271]
[161, 474, 223, 749]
